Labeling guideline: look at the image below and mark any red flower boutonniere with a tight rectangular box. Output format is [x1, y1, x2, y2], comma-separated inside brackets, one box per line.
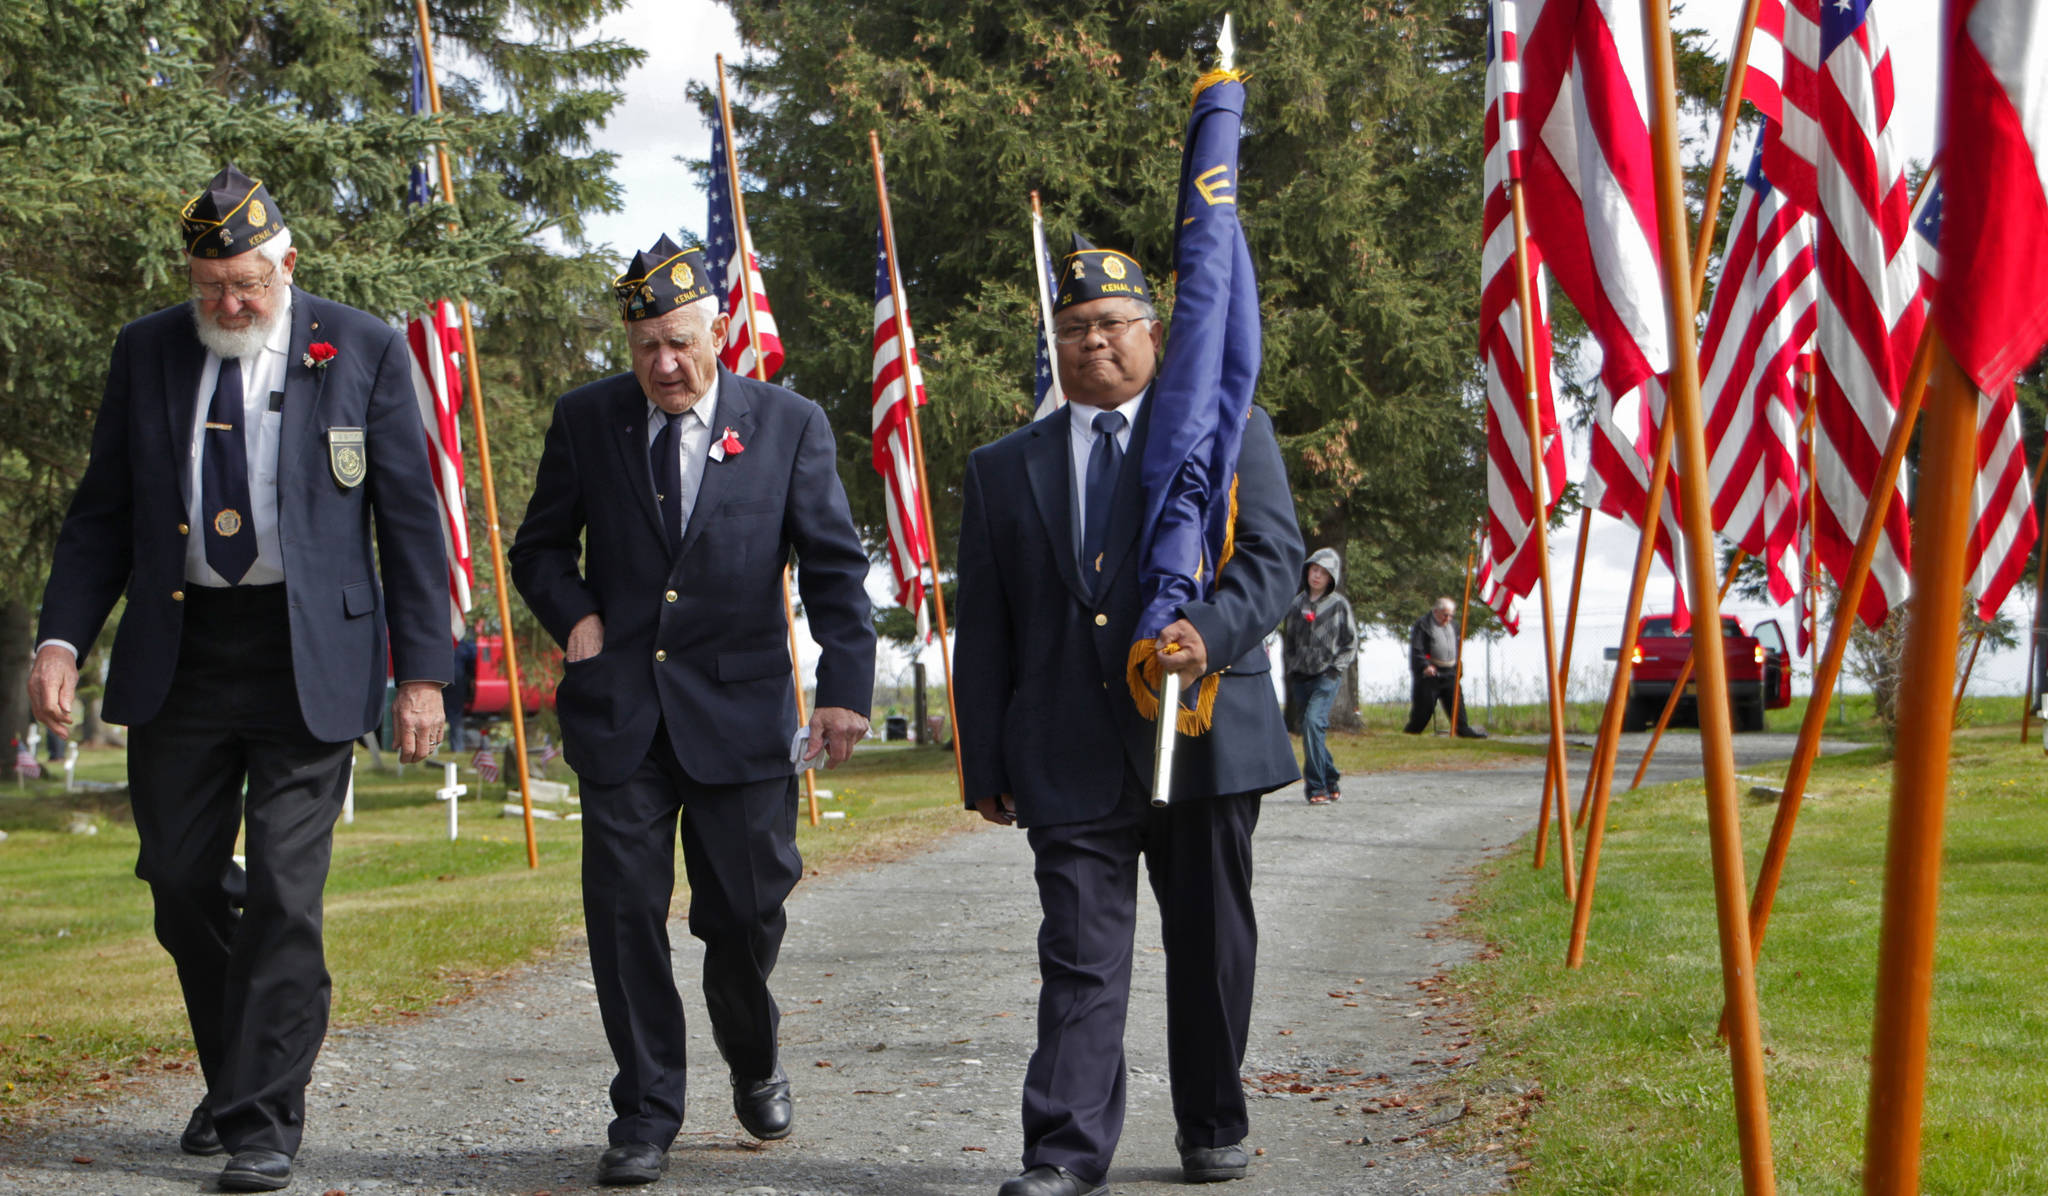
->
[719, 426, 745, 456]
[303, 342, 338, 370]
[1303, 610, 1316, 622]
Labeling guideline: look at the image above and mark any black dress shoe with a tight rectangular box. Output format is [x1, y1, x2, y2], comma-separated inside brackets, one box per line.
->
[1176, 1133, 1249, 1183]
[180, 1106, 224, 1156]
[732, 1065, 793, 1140]
[217, 1148, 293, 1192]
[597, 1142, 665, 1186]
[997, 1164, 1109, 1196]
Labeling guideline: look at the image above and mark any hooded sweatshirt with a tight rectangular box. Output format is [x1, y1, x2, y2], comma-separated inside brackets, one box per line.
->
[1281, 547, 1357, 679]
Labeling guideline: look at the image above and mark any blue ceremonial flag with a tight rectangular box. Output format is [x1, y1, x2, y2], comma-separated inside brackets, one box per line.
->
[1130, 69, 1260, 656]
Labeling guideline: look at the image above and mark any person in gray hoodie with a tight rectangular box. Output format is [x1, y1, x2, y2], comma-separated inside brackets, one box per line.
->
[1280, 548, 1356, 803]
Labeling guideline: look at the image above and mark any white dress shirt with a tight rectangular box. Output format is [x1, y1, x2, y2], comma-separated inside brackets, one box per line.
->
[1066, 388, 1147, 543]
[644, 374, 720, 542]
[185, 291, 293, 587]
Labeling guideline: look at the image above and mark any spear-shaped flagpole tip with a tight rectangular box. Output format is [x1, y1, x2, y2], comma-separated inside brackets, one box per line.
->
[1219, 12, 1236, 71]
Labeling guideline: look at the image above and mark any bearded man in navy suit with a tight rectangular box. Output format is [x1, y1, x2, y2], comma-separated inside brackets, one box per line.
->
[27, 166, 453, 1192]
[954, 239, 1304, 1196]
[510, 238, 876, 1187]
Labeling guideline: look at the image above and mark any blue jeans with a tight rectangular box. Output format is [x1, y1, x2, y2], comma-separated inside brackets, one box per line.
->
[1290, 673, 1341, 796]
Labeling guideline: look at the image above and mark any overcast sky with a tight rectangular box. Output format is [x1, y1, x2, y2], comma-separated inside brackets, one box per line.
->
[572, 3, 2032, 703]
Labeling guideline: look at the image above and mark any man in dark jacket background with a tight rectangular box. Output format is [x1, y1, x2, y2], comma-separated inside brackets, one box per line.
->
[1404, 598, 1485, 737]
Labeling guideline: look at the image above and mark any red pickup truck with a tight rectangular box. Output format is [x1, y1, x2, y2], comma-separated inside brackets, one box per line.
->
[1621, 613, 1793, 733]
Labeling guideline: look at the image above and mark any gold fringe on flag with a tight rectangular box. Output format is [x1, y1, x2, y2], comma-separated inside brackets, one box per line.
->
[1192, 67, 1249, 102]
[1124, 476, 1241, 735]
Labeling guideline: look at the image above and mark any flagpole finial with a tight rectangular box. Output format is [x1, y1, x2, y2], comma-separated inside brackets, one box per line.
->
[1219, 13, 1236, 71]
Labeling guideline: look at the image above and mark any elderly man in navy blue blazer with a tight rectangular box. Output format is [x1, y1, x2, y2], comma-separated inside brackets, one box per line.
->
[27, 166, 453, 1192]
[954, 240, 1304, 1196]
[510, 237, 876, 1187]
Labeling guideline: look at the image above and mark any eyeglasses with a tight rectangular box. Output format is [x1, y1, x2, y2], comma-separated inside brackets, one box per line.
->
[188, 269, 278, 303]
[1053, 316, 1151, 344]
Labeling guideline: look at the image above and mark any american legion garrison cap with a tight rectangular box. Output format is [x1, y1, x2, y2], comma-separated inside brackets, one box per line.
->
[180, 165, 286, 259]
[614, 235, 716, 322]
[1054, 232, 1153, 311]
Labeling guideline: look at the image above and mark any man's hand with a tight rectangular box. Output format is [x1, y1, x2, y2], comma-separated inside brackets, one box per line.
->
[974, 795, 1017, 826]
[27, 645, 79, 736]
[806, 706, 870, 769]
[393, 681, 448, 764]
[566, 613, 605, 663]
[1424, 663, 1438, 677]
[1155, 618, 1208, 680]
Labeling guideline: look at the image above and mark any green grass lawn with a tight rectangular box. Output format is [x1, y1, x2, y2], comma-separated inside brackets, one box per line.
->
[1454, 722, 2048, 1193]
[0, 740, 966, 1119]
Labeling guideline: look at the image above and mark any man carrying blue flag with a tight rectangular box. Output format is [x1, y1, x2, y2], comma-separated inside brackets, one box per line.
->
[953, 70, 1302, 1196]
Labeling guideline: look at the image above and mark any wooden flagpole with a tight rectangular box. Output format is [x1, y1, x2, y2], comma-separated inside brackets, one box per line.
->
[1861, 329, 1975, 1196]
[1629, 549, 1749, 791]
[2019, 432, 2048, 744]
[1507, 180, 1576, 899]
[871, 132, 965, 799]
[1537, 506, 1592, 810]
[1568, 0, 1761, 917]
[1636, 2, 1775, 1185]
[1805, 369, 1820, 682]
[1742, 330, 1934, 965]
[1952, 630, 1983, 725]
[1452, 523, 1480, 733]
[715, 56, 821, 828]
[415, 0, 537, 868]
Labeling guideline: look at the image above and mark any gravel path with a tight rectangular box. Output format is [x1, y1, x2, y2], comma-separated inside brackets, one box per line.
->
[0, 732, 1849, 1195]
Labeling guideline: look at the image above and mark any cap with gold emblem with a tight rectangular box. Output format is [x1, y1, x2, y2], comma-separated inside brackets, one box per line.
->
[180, 165, 287, 260]
[1054, 232, 1152, 311]
[613, 235, 715, 322]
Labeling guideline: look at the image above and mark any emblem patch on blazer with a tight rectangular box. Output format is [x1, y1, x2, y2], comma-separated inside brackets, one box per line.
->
[328, 426, 367, 488]
[213, 509, 242, 536]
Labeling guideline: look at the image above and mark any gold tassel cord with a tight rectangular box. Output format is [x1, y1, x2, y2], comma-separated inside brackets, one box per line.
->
[1123, 475, 1242, 737]
[1192, 67, 1249, 102]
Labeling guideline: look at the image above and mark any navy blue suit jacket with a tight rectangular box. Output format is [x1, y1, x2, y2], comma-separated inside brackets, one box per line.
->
[952, 402, 1304, 827]
[509, 367, 876, 788]
[37, 290, 455, 742]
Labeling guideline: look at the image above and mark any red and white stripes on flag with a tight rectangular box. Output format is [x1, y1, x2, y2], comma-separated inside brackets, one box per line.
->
[1702, 137, 1817, 606]
[1935, 0, 2048, 394]
[1934, 0, 2048, 619]
[1479, 0, 1567, 634]
[471, 744, 499, 783]
[1911, 174, 2041, 622]
[870, 224, 932, 615]
[1760, 0, 1919, 629]
[707, 109, 785, 380]
[406, 299, 473, 642]
[1492, 0, 1686, 625]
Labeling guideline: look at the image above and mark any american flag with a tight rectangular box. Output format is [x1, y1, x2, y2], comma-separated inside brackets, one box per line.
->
[404, 48, 472, 642]
[1760, 0, 1919, 629]
[1933, 0, 2048, 395]
[1911, 174, 2039, 622]
[1701, 133, 1817, 606]
[707, 109, 784, 380]
[1488, 0, 1684, 630]
[870, 224, 932, 615]
[13, 742, 39, 781]
[1478, 0, 1566, 634]
[471, 744, 499, 783]
[1029, 207, 1064, 421]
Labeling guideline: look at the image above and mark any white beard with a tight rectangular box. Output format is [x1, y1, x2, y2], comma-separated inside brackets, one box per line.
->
[189, 299, 281, 361]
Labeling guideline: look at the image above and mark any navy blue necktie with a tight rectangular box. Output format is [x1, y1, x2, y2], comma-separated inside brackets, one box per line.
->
[1081, 409, 1126, 594]
[200, 360, 257, 583]
[651, 409, 682, 555]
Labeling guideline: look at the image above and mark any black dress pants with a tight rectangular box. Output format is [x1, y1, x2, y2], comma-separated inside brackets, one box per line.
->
[126, 585, 352, 1157]
[1020, 782, 1262, 1185]
[1403, 671, 1473, 734]
[578, 727, 802, 1148]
